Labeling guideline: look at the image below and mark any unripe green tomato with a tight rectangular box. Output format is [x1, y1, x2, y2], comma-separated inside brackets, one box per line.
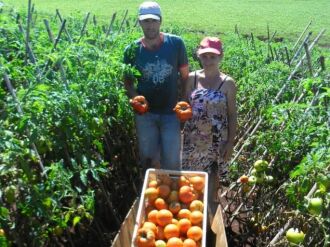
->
[265, 175, 274, 183]
[248, 176, 257, 185]
[308, 197, 323, 215]
[0, 228, 5, 237]
[286, 228, 305, 245]
[256, 173, 266, 184]
[4, 185, 16, 204]
[253, 160, 268, 172]
[250, 168, 258, 176]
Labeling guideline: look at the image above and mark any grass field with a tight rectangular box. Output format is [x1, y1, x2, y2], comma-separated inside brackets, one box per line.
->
[2, 0, 330, 46]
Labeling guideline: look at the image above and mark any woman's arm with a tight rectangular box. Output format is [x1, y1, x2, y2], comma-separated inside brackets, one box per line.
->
[224, 78, 237, 161]
[182, 71, 196, 102]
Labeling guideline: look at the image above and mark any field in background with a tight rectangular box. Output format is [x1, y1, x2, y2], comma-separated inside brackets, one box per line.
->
[2, 0, 330, 46]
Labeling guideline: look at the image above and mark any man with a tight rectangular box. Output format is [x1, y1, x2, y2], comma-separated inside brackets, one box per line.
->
[123, 1, 189, 171]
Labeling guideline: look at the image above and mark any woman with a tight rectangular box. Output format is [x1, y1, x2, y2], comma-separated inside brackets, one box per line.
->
[182, 37, 237, 221]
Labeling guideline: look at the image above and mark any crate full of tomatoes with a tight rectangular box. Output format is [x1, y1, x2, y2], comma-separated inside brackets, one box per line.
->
[132, 168, 208, 247]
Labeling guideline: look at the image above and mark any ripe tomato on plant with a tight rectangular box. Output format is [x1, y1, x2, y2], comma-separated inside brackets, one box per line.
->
[130, 95, 148, 114]
[239, 175, 249, 183]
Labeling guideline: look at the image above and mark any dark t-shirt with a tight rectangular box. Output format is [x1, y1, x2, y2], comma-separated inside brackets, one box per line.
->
[123, 33, 188, 114]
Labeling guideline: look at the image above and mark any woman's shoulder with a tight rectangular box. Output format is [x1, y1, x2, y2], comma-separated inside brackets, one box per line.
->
[189, 69, 204, 78]
[222, 74, 236, 90]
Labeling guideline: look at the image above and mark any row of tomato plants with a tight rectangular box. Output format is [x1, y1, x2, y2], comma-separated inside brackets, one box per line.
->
[219, 33, 330, 245]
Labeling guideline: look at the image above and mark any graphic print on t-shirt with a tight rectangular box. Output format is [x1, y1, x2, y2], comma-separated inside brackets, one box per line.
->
[142, 59, 173, 85]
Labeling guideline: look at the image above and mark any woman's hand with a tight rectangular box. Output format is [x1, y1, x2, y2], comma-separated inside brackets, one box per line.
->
[173, 101, 193, 122]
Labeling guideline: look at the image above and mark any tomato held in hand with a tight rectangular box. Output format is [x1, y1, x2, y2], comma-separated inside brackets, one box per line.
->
[130, 95, 148, 114]
[173, 101, 193, 122]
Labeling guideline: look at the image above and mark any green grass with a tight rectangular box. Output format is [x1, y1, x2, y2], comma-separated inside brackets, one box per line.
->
[2, 0, 330, 46]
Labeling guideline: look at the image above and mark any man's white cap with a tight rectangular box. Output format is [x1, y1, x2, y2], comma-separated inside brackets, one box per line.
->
[138, 1, 161, 21]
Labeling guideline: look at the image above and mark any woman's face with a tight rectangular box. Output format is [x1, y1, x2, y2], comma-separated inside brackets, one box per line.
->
[198, 52, 221, 68]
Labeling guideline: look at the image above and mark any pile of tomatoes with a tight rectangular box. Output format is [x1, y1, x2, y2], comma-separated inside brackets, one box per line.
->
[134, 173, 206, 247]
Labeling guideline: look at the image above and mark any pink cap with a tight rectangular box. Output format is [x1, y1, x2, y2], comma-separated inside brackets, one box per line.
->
[198, 37, 222, 55]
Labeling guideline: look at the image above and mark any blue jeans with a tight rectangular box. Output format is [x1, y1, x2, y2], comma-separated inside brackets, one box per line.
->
[135, 112, 181, 170]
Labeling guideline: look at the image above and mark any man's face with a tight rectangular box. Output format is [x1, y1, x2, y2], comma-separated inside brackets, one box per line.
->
[139, 18, 161, 40]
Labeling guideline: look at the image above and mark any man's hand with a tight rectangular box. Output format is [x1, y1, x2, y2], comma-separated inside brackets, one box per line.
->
[130, 95, 149, 114]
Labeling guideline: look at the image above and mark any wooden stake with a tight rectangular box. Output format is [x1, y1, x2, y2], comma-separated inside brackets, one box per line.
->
[106, 12, 117, 37]
[55, 9, 72, 43]
[118, 10, 128, 34]
[290, 31, 312, 65]
[292, 20, 312, 51]
[79, 12, 90, 42]
[303, 41, 313, 76]
[2, 70, 46, 176]
[25, 0, 32, 65]
[275, 29, 325, 102]
[43, 19, 55, 43]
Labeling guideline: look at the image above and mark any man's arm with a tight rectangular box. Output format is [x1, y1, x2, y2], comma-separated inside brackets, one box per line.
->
[179, 64, 189, 101]
[123, 78, 138, 99]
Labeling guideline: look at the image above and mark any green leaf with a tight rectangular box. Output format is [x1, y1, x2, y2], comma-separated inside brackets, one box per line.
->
[80, 169, 88, 186]
[0, 206, 9, 219]
[73, 216, 81, 227]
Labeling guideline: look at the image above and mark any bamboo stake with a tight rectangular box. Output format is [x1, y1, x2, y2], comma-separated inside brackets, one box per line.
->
[43, 19, 68, 85]
[93, 14, 97, 26]
[2, 71, 46, 176]
[25, 0, 32, 65]
[269, 30, 277, 43]
[42, 19, 67, 76]
[284, 47, 290, 66]
[303, 42, 313, 76]
[55, 9, 72, 43]
[43, 19, 55, 43]
[290, 32, 312, 65]
[134, 18, 139, 28]
[118, 10, 128, 34]
[231, 117, 263, 163]
[267, 24, 270, 41]
[275, 29, 325, 103]
[292, 20, 312, 51]
[106, 12, 117, 37]
[78, 12, 90, 42]
[18, 23, 37, 64]
[235, 24, 240, 37]
[250, 33, 256, 51]
[319, 56, 325, 71]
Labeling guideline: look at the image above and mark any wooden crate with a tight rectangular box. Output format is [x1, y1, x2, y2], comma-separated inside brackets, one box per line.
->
[111, 198, 139, 247]
[111, 168, 228, 247]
